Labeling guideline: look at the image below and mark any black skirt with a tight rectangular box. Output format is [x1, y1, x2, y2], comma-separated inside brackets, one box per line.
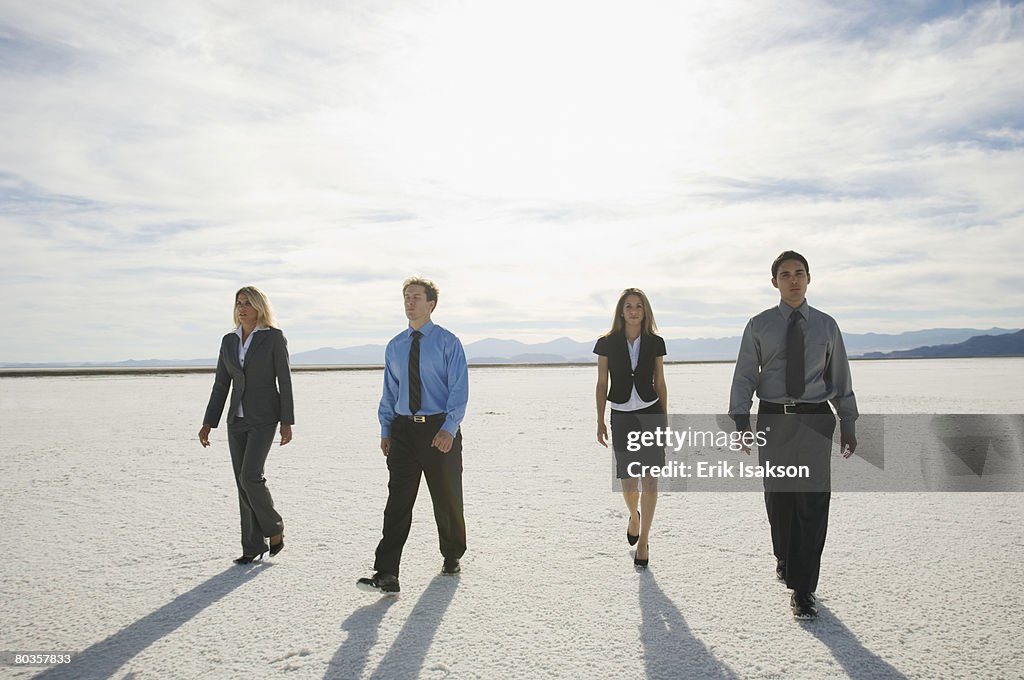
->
[611, 401, 666, 479]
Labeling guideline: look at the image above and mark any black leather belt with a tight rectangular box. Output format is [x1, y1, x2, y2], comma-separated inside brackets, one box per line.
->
[397, 413, 446, 424]
[759, 401, 830, 415]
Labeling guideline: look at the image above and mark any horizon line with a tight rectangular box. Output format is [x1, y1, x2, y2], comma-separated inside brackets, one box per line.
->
[5, 356, 1024, 379]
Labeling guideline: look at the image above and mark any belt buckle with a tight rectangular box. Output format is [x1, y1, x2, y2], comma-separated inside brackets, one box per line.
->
[783, 403, 797, 415]
[413, 415, 426, 423]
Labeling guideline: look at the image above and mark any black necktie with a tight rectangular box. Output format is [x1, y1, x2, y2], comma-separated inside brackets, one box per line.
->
[786, 312, 805, 399]
[408, 330, 422, 414]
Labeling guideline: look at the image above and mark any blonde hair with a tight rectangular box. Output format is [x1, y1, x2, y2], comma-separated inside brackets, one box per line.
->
[233, 286, 278, 328]
[604, 287, 658, 336]
[402, 276, 440, 306]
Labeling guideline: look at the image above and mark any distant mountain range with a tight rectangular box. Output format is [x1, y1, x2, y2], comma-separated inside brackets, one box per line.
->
[863, 329, 1024, 358]
[2, 327, 1020, 369]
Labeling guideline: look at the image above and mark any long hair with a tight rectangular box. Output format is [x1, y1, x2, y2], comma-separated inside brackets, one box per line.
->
[604, 287, 658, 337]
[233, 285, 278, 328]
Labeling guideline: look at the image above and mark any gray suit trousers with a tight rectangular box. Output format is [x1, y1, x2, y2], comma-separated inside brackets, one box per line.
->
[228, 419, 284, 555]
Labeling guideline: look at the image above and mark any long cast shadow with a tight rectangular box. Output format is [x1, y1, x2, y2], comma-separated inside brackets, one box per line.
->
[324, 596, 397, 679]
[367, 575, 458, 680]
[34, 564, 270, 680]
[639, 571, 739, 680]
[807, 602, 909, 679]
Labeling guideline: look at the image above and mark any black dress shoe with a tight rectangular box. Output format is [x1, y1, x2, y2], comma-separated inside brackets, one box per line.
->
[791, 591, 818, 619]
[634, 543, 649, 568]
[356, 573, 400, 594]
[234, 550, 267, 565]
[269, 535, 284, 556]
[776, 558, 787, 582]
[442, 557, 461, 574]
[627, 511, 640, 546]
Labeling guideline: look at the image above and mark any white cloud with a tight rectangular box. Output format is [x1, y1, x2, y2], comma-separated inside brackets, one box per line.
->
[1, 0, 1022, 361]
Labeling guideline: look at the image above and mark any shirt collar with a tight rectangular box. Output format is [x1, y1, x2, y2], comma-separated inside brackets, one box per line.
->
[235, 325, 269, 338]
[408, 320, 435, 338]
[778, 300, 808, 320]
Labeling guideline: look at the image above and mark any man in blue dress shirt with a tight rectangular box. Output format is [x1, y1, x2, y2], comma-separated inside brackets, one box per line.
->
[357, 277, 470, 594]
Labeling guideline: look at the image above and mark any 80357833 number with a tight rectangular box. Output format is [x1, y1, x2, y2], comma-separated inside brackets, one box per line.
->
[1, 652, 74, 666]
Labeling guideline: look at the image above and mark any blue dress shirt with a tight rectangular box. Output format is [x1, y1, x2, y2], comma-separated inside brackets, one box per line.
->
[378, 320, 470, 437]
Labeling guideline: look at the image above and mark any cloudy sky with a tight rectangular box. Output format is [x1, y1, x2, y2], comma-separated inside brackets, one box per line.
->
[2, 0, 1022, 362]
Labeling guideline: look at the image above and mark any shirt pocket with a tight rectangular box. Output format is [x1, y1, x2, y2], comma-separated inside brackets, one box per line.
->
[806, 342, 829, 375]
[759, 336, 785, 366]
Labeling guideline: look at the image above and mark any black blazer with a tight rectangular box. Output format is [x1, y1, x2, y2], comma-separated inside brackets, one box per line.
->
[203, 328, 295, 428]
[594, 332, 666, 404]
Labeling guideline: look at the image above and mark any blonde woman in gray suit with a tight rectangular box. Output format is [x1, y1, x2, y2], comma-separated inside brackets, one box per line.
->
[199, 286, 294, 564]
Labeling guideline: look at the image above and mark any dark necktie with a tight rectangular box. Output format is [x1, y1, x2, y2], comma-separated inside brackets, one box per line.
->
[786, 312, 805, 399]
[408, 330, 423, 414]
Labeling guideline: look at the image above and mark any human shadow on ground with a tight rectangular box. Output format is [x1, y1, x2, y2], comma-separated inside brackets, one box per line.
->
[639, 570, 739, 680]
[806, 602, 909, 679]
[368, 574, 458, 679]
[33, 564, 270, 680]
[324, 595, 397, 678]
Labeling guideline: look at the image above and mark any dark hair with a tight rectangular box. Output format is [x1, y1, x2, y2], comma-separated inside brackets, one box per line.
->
[771, 251, 810, 278]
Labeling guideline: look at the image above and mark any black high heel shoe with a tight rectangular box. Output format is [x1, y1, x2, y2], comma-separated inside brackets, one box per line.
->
[234, 550, 267, 565]
[634, 543, 649, 568]
[627, 511, 640, 546]
[269, 535, 285, 556]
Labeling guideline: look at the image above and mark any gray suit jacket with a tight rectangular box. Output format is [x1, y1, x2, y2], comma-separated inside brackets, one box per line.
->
[203, 328, 295, 428]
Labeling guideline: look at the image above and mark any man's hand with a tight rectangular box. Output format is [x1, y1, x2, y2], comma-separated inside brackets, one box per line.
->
[597, 421, 608, 447]
[279, 424, 293, 446]
[841, 432, 857, 458]
[380, 437, 391, 457]
[732, 415, 752, 454]
[432, 429, 455, 453]
[198, 424, 211, 448]
[738, 429, 753, 455]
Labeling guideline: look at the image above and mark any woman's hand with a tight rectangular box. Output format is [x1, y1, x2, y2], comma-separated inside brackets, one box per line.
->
[198, 424, 211, 448]
[279, 424, 293, 446]
[597, 421, 609, 447]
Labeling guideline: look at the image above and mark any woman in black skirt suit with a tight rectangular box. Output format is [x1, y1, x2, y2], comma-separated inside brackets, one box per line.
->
[595, 288, 668, 567]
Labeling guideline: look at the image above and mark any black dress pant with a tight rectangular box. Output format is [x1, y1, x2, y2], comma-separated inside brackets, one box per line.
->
[374, 417, 466, 577]
[758, 402, 835, 594]
[227, 419, 284, 555]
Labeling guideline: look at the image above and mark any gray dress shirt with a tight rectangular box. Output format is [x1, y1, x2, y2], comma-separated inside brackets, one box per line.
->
[729, 300, 858, 435]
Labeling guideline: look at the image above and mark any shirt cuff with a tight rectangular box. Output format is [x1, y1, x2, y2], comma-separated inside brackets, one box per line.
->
[441, 416, 460, 436]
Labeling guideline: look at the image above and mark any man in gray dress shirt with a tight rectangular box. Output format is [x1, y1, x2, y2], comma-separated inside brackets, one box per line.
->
[729, 250, 858, 620]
